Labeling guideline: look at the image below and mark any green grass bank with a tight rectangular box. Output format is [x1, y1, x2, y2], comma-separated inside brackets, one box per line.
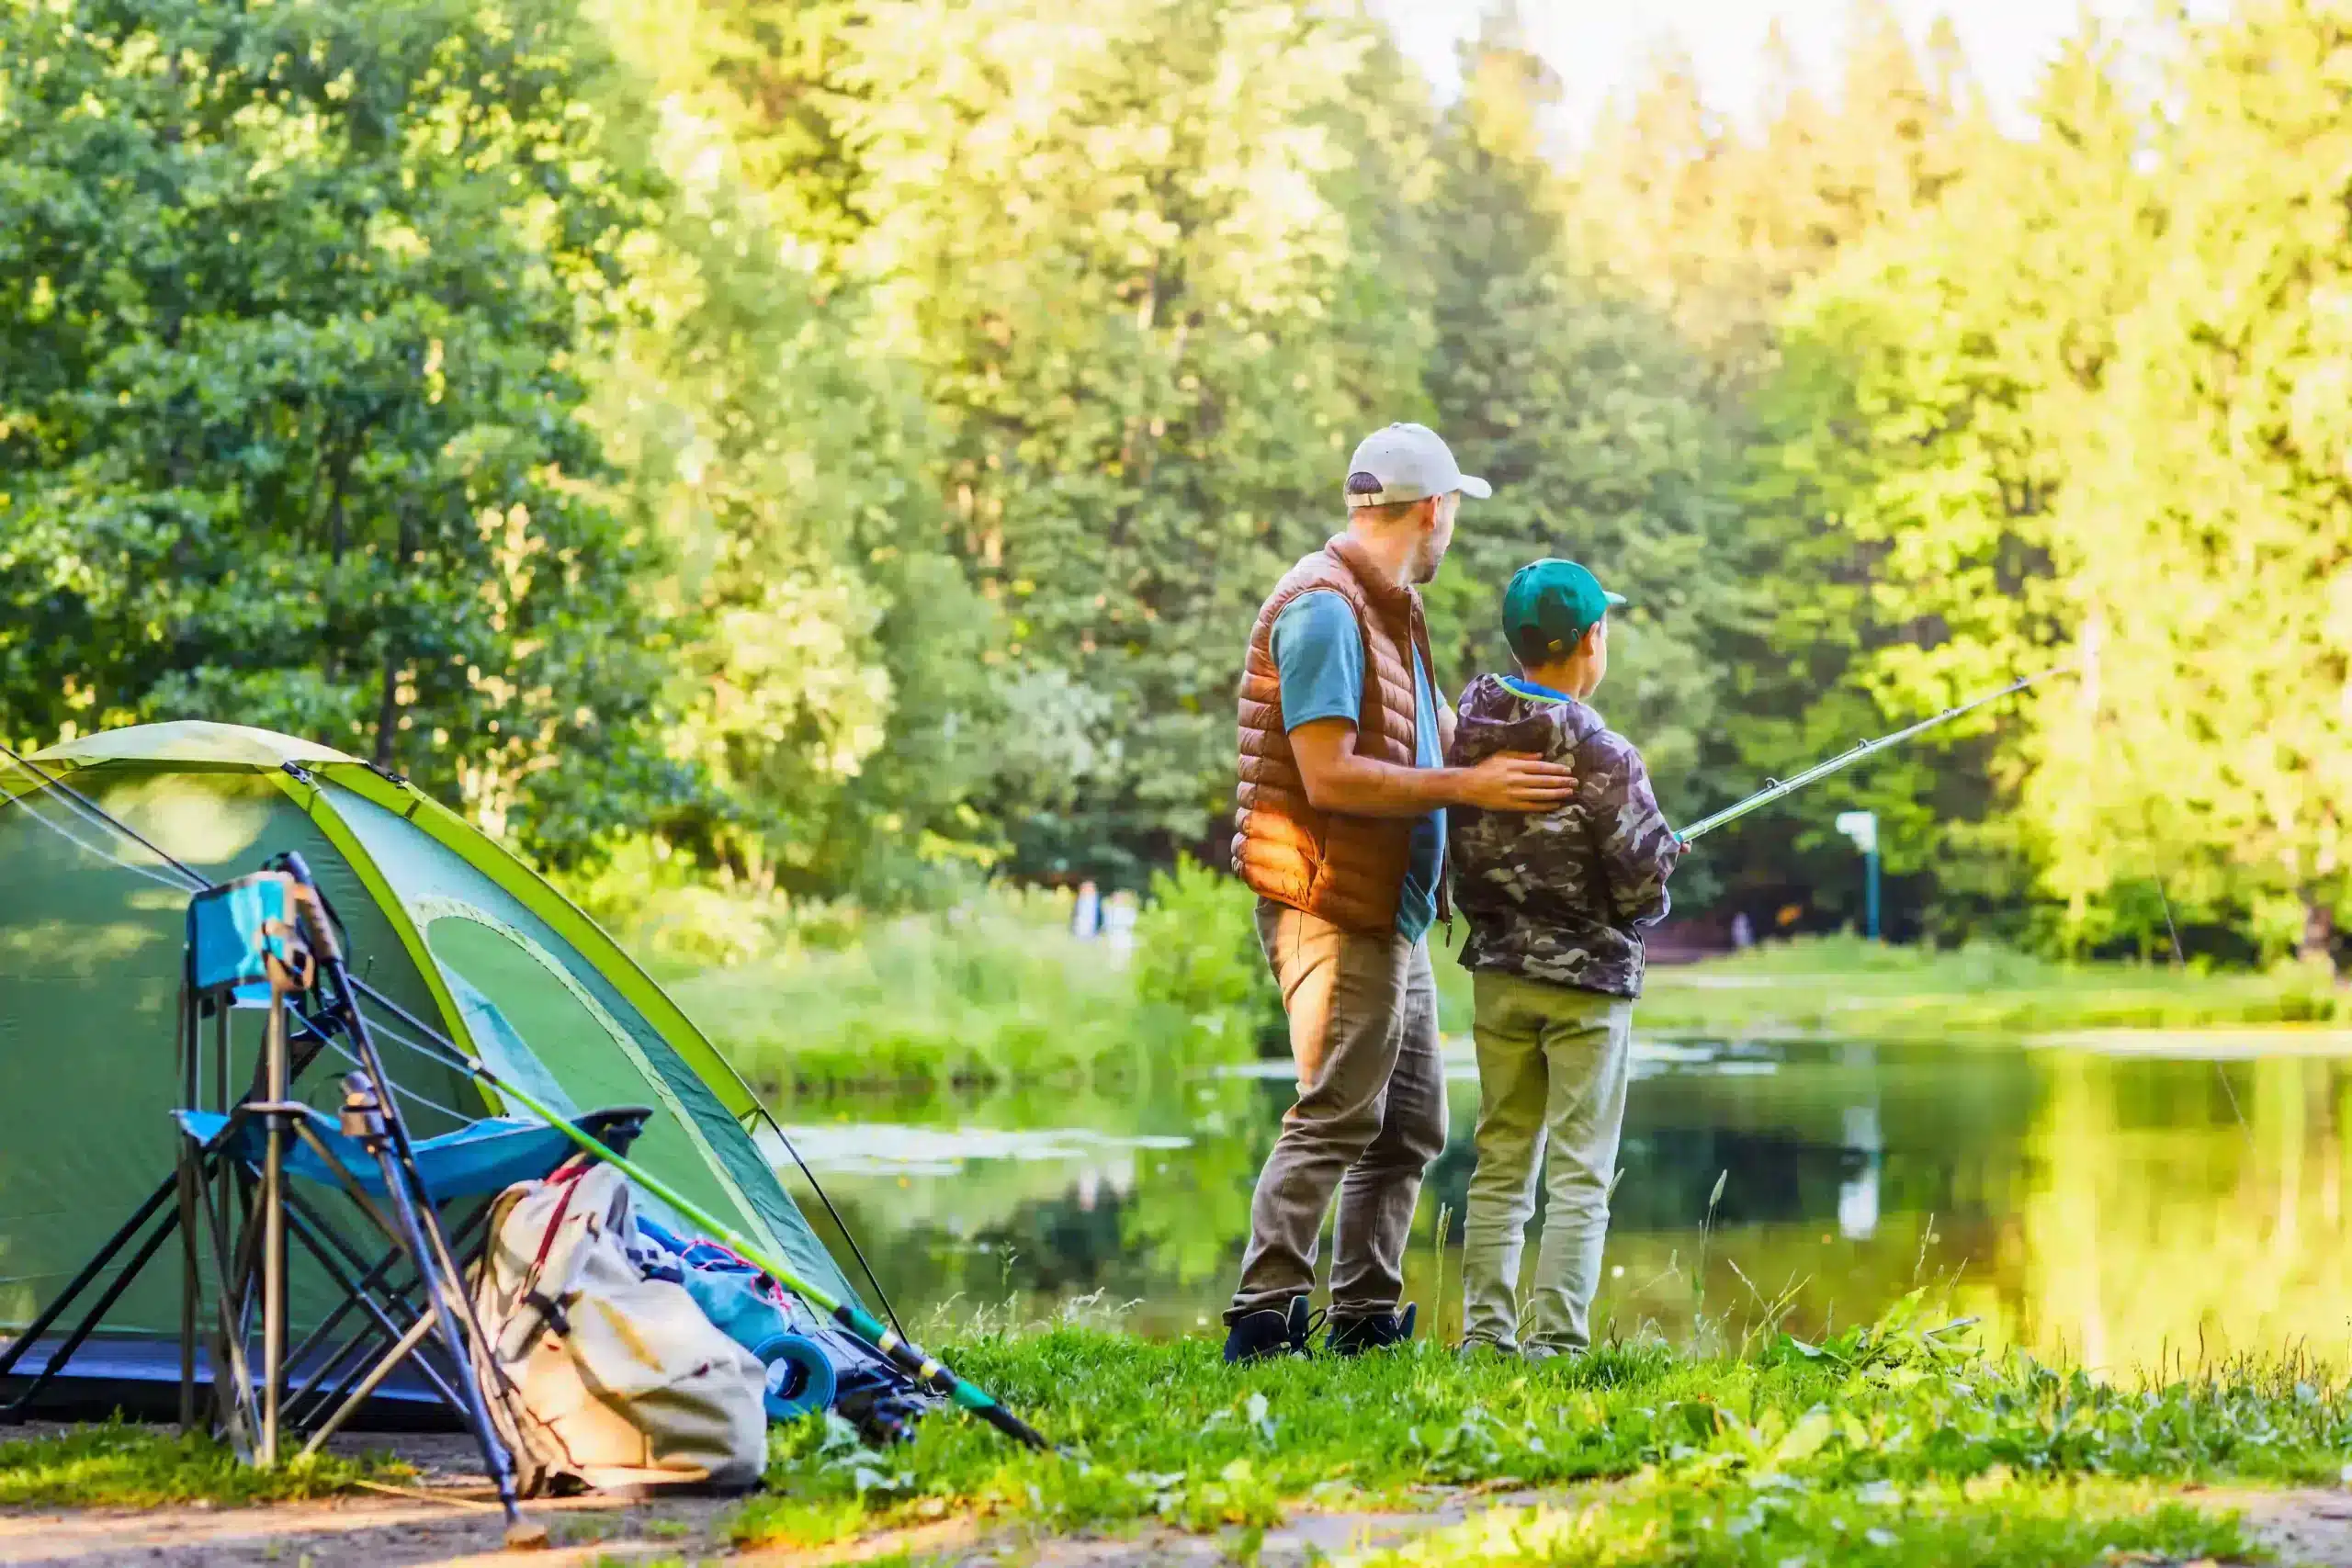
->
[662, 863, 1274, 1093]
[1628, 934, 2349, 1041]
[726, 1300, 2324, 1564]
[13, 1305, 2344, 1565]
[636, 868, 2347, 1091]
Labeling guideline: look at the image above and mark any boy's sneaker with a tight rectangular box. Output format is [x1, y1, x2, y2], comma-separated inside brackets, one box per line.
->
[1327, 1302, 1418, 1356]
[1224, 1295, 1320, 1363]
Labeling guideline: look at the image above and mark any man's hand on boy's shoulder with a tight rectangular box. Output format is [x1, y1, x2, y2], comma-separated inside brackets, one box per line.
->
[1455, 750, 1576, 813]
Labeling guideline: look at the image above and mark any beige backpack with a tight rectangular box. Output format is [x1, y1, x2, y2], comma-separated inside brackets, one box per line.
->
[469, 1160, 766, 1495]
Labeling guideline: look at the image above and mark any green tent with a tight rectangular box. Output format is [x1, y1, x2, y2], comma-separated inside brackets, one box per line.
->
[0, 721, 854, 1391]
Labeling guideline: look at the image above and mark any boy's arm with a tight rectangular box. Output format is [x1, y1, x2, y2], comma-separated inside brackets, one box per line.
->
[1579, 733, 1679, 929]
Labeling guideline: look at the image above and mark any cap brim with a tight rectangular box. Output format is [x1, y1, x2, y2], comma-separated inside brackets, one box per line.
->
[1457, 474, 1492, 499]
[1604, 591, 1628, 608]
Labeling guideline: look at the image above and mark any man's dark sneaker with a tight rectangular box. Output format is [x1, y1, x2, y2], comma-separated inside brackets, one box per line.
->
[1224, 1295, 1319, 1363]
[1327, 1302, 1418, 1356]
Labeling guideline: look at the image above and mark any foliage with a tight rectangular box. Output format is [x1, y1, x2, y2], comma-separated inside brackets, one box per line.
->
[673, 879, 1268, 1091]
[582, 0, 1010, 902]
[818, 0, 1438, 878]
[0, 0, 678, 860]
[0, 1419, 390, 1507]
[730, 1312, 2333, 1558]
[1130, 854, 1274, 1034]
[1738, 6, 2350, 960]
[4, 0, 2345, 971]
[1640, 934, 2347, 1037]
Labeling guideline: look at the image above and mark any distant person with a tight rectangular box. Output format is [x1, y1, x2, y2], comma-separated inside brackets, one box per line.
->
[1447, 559, 1682, 1360]
[1223, 424, 1578, 1363]
[1102, 889, 1137, 959]
[1072, 880, 1102, 941]
[1732, 910, 1754, 950]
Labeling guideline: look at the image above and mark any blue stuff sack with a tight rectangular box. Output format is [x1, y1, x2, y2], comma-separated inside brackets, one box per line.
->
[749, 1333, 836, 1420]
[634, 1220, 867, 1422]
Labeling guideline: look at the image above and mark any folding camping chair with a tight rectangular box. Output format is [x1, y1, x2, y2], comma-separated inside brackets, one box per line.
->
[0, 947, 350, 1422]
[172, 862, 632, 1503]
[0, 851, 663, 1546]
[174, 1090, 650, 1459]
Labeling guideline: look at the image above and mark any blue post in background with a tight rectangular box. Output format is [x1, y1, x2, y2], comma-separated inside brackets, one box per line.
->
[1836, 810, 1881, 941]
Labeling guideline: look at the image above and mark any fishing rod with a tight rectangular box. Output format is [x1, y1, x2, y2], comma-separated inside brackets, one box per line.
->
[1676, 664, 2073, 844]
[0, 742, 1052, 1453]
[330, 956, 1053, 1452]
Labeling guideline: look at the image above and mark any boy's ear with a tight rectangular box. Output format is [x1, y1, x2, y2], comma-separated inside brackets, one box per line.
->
[1581, 620, 1606, 656]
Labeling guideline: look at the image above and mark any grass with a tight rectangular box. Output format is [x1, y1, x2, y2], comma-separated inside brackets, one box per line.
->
[1600, 934, 2346, 1042]
[1358, 1478, 2245, 1568]
[6, 1303, 2335, 1564]
[673, 886, 2341, 1097]
[728, 1295, 2347, 1562]
[675, 862, 1272, 1093]
[0, 1418, 394, 1507]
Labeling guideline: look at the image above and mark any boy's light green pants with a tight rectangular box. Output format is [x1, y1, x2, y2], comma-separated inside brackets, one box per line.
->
[1460, 971, 1634, 1356]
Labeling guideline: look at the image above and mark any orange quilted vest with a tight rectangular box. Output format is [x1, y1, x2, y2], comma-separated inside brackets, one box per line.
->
[1231, 534, 1439, 933]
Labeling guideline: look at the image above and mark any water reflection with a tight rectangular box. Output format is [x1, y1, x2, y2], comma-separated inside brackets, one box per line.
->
[766, 1037, 2352, 1368]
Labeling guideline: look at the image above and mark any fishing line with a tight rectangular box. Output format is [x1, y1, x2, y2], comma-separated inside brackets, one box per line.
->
[753, 1103, 910, 1345]
[1677, 664, 2074, 844]
[2151, 870, 2256, 1151]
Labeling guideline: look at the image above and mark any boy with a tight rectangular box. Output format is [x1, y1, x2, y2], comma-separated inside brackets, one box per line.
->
[1446, 558, 1681, 1359]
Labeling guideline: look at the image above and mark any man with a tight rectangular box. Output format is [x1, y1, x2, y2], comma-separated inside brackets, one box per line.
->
[1225, 423, 1578, 1362]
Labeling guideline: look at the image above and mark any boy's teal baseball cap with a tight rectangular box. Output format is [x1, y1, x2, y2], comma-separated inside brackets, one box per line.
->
[1502, 559, 1626, 662]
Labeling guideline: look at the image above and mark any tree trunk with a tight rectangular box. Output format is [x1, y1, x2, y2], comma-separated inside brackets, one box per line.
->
[372, 645, 401, 769]
[372, 511, 414, 770]
[2301, 889, 2337, 974]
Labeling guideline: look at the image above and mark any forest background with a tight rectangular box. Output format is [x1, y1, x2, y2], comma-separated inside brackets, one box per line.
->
[4, 0, 2347, 973]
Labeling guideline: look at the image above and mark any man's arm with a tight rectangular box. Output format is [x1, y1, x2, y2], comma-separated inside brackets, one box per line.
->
[1271, 590, 1574, 817]
[1580, 735, 1678, 928]
[1290, 718, 1576, 818]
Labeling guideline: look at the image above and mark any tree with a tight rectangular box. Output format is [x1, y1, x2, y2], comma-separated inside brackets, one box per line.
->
[583, 0, 1008, 903]
[1416, 22, 1747, 854]
[2041, 1, 2352, 964]
[822, 0, 1437, 878]
[0, 0, 673, 858]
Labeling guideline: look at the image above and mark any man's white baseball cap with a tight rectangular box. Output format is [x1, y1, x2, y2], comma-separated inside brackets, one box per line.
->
[1343, 423, 1491, 508]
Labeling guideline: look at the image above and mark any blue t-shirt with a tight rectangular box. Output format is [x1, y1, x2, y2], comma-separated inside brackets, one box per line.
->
[1270, 590, 1446, 942]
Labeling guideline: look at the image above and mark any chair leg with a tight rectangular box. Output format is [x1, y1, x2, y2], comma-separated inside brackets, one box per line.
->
[297, 1313, 438, 1460]
[277, 1201, 467, 1416]
[0, 1176, 181, 1419]
[197, 1149, 259, 1458]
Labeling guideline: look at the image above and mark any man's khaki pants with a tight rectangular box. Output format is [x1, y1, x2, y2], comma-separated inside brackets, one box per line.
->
[1459, 971, 1633, 1355]
[1226, 900, 1447, 1324]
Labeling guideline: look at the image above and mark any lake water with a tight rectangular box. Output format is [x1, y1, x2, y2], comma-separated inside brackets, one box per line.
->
[761, 1034, 2352, 1371]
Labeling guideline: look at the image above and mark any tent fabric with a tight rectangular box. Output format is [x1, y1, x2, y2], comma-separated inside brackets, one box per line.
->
[37, 720, 354, 769]
[0, 723, 858, 1376]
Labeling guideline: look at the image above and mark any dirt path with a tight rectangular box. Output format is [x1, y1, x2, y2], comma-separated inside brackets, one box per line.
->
[7, 1436, 2352, 1568]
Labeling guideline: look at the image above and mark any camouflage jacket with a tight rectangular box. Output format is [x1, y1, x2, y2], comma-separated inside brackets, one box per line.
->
[1447, 672, 1679, 998]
